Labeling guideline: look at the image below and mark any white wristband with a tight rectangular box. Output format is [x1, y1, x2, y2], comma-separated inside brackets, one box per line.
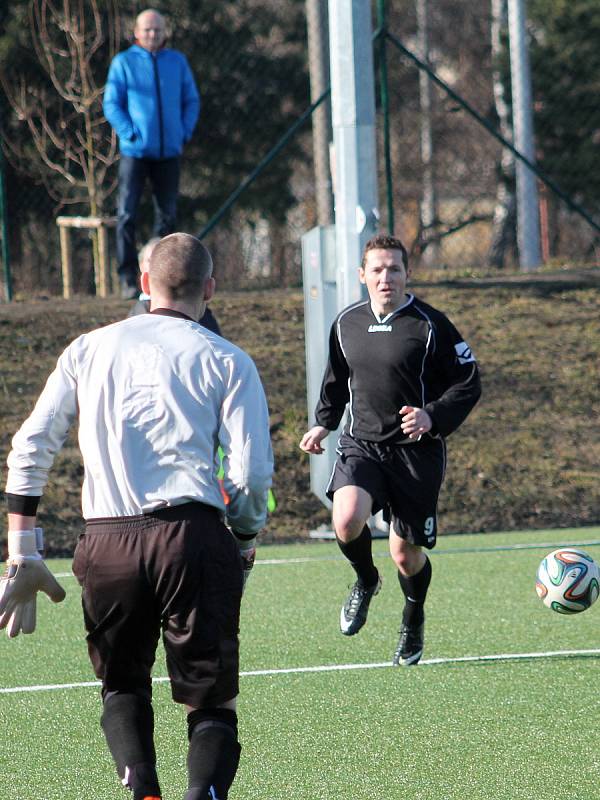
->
[8, 529, 39, 558]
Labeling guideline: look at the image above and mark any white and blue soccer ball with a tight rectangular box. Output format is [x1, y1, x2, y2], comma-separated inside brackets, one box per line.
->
[536, 548, 600, 614]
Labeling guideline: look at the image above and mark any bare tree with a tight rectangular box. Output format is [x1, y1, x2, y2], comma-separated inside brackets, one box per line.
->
[0, 0, 120, 217]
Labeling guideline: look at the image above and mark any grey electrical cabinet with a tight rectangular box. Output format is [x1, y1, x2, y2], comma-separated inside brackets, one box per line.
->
[301, 225, 340, 508]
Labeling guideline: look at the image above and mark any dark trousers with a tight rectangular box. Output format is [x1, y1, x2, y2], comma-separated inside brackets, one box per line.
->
[117, 155, 180, 283]
[72, 502, 243, 708]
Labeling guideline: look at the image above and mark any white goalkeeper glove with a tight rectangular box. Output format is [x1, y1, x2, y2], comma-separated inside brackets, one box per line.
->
[240, 544, 256, 593]
[232, 532, 257, 593]
[0, 528, 66, 638]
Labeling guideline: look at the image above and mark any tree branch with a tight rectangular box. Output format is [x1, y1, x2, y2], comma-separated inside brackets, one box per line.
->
[1, 0, 120, 214]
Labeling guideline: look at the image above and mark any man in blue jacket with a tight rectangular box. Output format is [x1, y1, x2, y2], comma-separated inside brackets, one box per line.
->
[104, 9, 200, 298]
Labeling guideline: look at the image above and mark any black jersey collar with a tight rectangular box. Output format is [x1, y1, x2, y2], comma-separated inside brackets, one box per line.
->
[150, 308, 196, 322]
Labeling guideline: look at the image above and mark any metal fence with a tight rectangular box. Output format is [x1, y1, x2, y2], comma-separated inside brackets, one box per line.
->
[375, 0, 600, 271]
[0, 0, 311, 298]
[1, 0, 599, 300]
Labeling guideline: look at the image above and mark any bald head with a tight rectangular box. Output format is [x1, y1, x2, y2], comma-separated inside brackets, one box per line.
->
[148, 233, 213, 302]
[134, 9, 166, 52]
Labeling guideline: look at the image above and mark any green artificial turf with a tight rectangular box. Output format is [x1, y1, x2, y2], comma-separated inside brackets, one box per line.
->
[1, 528, 600, 799]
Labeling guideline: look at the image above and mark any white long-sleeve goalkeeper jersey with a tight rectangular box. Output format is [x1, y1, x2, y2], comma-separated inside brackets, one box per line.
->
[6, 309, 273, 534]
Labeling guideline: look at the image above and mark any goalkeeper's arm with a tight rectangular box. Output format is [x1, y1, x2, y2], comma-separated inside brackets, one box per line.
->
[0, 514, 66, 638]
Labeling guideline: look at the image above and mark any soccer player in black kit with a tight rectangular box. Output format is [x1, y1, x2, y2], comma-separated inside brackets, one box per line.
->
[300, 234, 481, 665]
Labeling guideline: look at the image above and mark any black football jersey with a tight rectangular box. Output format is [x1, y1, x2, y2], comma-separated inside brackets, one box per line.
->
[315, 294, 481, 443]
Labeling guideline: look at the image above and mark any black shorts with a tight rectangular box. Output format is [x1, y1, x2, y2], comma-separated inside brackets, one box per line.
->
[326, 432, 446, 549]
[72, 502, 243, 708]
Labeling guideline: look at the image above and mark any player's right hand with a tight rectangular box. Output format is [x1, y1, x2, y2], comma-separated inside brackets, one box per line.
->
[399, 405, 433, 440]
[299, 425, 329, 454]
[0, 558, 66, 637]
[0, 530, 66, 638]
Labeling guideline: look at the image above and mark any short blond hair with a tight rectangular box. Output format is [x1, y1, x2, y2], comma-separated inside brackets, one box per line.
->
[148, 233, 213, 300]
[138, 237, 162, 273]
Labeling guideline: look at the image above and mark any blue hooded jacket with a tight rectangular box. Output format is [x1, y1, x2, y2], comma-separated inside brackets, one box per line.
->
[103, 45, 200, 160]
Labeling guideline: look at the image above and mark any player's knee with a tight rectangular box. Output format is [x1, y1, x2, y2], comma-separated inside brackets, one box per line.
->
[392, 547, 425, 576]
[391, 549, 409, 572]
[332, 511, 364, 541]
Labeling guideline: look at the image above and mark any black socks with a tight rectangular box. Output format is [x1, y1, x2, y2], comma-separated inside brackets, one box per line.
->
[100, 695, 241, 800]
[185, 708, 241, 800]
[336, 525, 379, 587]
[100, 691, 160, 799]
[398, 556, 432, 627]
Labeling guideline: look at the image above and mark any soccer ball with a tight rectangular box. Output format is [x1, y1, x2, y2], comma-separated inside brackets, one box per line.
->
[536, 548, 600, 614]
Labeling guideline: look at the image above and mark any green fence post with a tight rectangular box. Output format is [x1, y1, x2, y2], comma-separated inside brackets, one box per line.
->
[385, 31, 600, 238]
[0, 136, 12, 302]
[198, 90, 331, 240]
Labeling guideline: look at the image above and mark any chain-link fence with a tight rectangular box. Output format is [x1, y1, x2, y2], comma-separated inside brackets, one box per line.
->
[376, 0, 600, 271]
[1, 0, 599, 300]
[0, 0, 311, 298]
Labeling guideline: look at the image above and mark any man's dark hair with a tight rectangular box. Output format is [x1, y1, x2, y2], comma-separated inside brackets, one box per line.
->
[149, 233, 213, 300]
[361, 234, 409, 270]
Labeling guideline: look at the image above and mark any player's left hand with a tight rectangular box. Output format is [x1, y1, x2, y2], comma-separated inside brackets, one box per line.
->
[240, 546, 256, 593]
[231, 530, 258, 594]
[399, 405, 433, 440]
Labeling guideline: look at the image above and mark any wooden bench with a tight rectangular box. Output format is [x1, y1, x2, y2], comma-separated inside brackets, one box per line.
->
[56, 216, 117, 298]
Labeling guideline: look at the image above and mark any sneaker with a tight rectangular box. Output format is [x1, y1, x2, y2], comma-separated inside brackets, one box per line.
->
[392, 621, 425, 666]
[125, 763, 161, 800]
[340, 574, 382, 636]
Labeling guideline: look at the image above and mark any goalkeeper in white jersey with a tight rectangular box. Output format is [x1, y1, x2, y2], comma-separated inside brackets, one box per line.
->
[3, 233, 273, 800]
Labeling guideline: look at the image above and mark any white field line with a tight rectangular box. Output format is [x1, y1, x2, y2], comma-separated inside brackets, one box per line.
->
[2, 648, 600, 695]
[52, 538, 600, 578]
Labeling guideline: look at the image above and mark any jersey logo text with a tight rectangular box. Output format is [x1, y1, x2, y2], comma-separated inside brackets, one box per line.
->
[368, 324, 392, 333]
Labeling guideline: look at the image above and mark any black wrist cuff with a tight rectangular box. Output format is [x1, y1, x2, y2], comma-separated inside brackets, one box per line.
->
[232, 530, 257, 542]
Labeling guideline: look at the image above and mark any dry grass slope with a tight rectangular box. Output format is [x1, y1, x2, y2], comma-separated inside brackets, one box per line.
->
[0, 270, 598, 555]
